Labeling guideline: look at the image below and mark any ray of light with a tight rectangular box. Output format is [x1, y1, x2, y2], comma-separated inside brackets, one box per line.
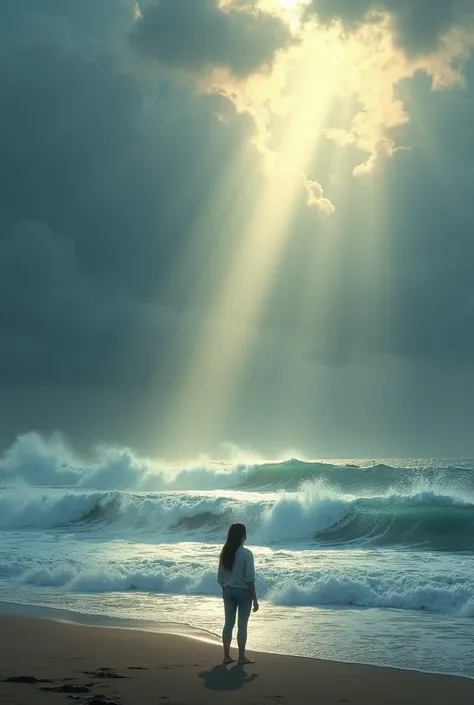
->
[265, 100, 360, 438]
[139, 130, 264, 452]
[166, 31, 351, 452]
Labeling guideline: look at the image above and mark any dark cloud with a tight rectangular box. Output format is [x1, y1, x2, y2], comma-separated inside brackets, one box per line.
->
[131, 0, 291, 76]
[0, 1, 273, 453]
[0, 220, 179, 388]
[0, 0, 136, 41]
[379, 94, 474, 361]
[0, 1, 473, 456]
[0, 1, 260, 399]
[308, 0, 472, 55]
[301, 72, 474, 366]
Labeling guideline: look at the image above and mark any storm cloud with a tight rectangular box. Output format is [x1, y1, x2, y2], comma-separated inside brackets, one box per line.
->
[131, 0, 291, 76]
[0, 2, 261, 387]
[308, 0, 473, 55]
[0, 1, 473, 456]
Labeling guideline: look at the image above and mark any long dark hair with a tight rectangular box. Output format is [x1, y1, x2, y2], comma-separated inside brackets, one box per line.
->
[219, 523, 247, 571]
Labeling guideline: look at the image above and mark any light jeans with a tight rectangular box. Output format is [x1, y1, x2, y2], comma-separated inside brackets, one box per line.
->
[222, 586, 253, 643]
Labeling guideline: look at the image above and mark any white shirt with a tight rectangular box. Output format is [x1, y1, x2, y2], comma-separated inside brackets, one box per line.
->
[217, 546, 256, 590]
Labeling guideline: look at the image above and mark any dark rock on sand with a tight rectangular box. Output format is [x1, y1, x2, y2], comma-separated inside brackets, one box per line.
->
[42, 684, 91, 694]
[3, 675, 54, 684]
[84, 668, 129, 679]
[86, 696, 120, 705]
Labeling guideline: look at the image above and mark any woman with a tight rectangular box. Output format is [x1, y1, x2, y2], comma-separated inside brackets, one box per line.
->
[217, 523, 259, 665]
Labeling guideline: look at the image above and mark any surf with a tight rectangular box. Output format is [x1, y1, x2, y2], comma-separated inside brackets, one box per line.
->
[1, 484, 474, 552]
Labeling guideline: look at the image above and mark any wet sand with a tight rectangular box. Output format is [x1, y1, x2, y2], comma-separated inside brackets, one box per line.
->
[1, 615, 473, 705]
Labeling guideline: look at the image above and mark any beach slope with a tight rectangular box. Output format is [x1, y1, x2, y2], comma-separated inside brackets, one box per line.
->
[0, 616, 473, 705]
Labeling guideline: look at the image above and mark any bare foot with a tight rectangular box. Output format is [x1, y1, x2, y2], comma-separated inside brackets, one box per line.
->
[223, 657, 236, 665]
[238, 657, 255, 665]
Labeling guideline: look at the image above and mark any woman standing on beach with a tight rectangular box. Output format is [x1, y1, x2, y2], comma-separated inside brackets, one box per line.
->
[217, 523, 259, 665]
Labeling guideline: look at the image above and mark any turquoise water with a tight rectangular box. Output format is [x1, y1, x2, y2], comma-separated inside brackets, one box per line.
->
[1, 456, 474, 676]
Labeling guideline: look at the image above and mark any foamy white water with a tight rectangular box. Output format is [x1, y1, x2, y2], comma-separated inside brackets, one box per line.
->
[1, 435, 474, 676]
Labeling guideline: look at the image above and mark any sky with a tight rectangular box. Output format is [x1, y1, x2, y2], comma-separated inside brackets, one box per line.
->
[0, 0, 474, 460]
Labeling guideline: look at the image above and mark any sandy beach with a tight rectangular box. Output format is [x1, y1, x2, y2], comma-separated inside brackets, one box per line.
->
[0, 616, 473, 705]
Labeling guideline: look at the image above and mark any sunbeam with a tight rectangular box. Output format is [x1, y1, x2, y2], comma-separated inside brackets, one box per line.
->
[166, 28, 353, 452]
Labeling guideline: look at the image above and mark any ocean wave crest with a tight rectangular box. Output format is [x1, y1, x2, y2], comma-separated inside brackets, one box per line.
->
[1, 433, 474, 498]
[1, 484, 474, 551]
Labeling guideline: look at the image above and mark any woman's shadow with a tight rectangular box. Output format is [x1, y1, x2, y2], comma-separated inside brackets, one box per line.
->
[198, 664, 259, 692]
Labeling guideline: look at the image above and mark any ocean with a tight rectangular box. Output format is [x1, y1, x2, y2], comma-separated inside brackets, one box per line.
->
[1, 452, 474, 678]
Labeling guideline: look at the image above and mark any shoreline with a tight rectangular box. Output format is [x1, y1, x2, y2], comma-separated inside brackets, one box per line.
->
[1, 615, 474, 705]
[1, 599, 474, 683]
[0, 599, 222, 644]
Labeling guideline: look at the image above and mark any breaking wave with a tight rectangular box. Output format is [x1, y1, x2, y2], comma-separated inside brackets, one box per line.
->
[1, 434, 474, 622]
[1, 484, 473, 552]
[1, 433, 474, 496]
[1, 552, 473, 617]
